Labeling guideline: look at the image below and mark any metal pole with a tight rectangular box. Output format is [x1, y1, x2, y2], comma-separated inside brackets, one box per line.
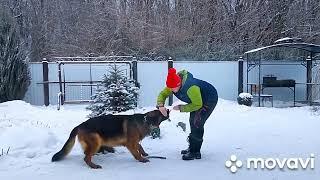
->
[89, 62, 93, 98]
[42, 59, 49, 106]
[294, 86, 296, 107]
[132, 57, 139, 107]
[258, 54, 261, 107]
[132, 57, 138, 87]
[63, 68, 66, 103]
[168, 57, 173, 106]
[306, 55, 312, 105]
[58, 63, 64, 105]
[238, 57, 244, 95]
[246, 53, 249, 92]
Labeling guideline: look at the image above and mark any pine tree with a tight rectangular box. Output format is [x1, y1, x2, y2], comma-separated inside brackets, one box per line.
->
[86, 64, 139, 117]
[0, 9, 30, 103]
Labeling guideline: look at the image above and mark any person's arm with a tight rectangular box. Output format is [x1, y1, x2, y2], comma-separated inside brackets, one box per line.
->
[180, 85, 203, 112]
[157, 87, 172, 106]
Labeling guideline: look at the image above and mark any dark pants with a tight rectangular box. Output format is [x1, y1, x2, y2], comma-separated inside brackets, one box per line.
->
[188, 100, 217, 152]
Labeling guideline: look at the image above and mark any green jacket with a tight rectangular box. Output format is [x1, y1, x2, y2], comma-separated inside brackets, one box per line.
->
[157, 70, 203, 112]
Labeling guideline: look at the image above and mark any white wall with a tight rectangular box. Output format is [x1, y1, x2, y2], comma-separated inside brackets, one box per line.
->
[24, 63, 44, 105]
[174, 61, 238, 102]
[137, 62, 168, 107]
[137, 61, 238, 107]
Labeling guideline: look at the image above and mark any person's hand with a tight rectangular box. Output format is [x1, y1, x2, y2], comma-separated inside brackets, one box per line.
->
[173, 105, 181, 111]
[158, 106, 168, 116]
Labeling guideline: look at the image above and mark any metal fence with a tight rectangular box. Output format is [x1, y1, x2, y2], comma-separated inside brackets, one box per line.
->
[24, 60, 310, 107]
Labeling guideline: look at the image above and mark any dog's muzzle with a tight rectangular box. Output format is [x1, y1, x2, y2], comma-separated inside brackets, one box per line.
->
[150, 125, 159, 131]
[150, 125, 160, 139]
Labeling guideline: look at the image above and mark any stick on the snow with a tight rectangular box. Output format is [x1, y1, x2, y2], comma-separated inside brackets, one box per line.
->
[146, 156, 166, 159]
[6, 147, 10, 155]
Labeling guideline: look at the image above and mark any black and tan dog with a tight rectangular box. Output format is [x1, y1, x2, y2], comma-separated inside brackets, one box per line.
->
[51, 109, 169, 169]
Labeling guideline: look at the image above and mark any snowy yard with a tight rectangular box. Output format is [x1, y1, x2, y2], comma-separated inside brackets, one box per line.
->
[0, 99, 319, 180]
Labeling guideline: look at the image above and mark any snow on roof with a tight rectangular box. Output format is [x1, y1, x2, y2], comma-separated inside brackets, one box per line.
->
[274, 37, 302, 43]
[274, 37, 293, 43]
[245, 43, 320, 54]
[245, 46, 269, 54]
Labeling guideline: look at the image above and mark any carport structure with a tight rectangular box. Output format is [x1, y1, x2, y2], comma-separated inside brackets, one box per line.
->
[238, 41, 320, 107]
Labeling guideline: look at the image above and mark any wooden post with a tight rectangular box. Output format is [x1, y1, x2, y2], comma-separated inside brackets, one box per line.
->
[238, 57, 244, 96]
[42, 59, 49, 106]
[168, 57, 173, 106]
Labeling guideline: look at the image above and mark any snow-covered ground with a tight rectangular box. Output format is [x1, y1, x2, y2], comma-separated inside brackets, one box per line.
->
[0, 99, 319, 180]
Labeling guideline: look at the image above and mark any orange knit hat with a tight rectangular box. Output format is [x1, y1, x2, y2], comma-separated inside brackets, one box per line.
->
[166, 68, 181, 88]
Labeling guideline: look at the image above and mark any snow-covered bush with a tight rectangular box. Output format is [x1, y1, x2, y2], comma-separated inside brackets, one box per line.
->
[311, 106, 320, 116]
[86, 64, 139, 117]
[237, 93, 253, 106]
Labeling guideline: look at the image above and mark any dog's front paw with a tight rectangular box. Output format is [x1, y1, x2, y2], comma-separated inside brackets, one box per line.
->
[139, 158, 150, 163]
[90, 164, 102, 169]
[142, 152, 149, 157]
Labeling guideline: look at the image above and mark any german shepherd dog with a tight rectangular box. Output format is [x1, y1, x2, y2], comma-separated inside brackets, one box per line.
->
[51, 109, 169, 169]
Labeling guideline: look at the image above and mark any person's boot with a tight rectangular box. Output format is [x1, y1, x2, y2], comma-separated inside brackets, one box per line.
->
[181, 136, 190, 155]
[182, 152, 201, 160]
[194, 139, 203, 159]
[182, 137, 203, 160]
[181, 148, 189, 155]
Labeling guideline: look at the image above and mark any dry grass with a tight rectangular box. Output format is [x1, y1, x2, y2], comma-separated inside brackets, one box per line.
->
[0, 147, 10, 157]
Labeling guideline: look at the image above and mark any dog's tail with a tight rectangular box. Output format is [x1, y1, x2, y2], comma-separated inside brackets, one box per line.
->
[52, 126, 78, 162]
